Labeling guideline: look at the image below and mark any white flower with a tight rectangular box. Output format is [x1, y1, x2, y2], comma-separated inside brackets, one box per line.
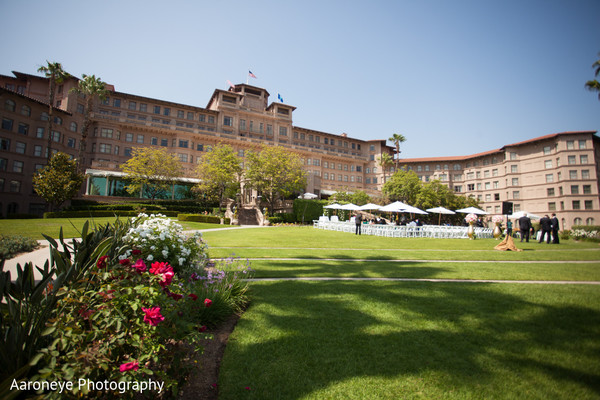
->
[162, 250, 169, 258]
[146, 254, 154, 261]
[179, 257, 185, 265]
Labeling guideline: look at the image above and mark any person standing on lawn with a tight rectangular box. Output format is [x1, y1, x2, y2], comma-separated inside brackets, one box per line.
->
[551, 213, 560, 244]
[539, 215, 552, 243]
[518, 213, 532, 242]
[355, 212, 363, 235]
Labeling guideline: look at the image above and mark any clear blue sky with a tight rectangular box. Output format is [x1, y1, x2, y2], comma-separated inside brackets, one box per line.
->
[1, 0, 599, 158]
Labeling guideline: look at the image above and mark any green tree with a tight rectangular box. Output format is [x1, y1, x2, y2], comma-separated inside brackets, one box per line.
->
[194, 143, 243, 210]
[585, 53, 600, 100]
[377, 153, 394, 184]
[416, 180, 455, 210]
[388, 133, 406, 170]
[382, 168, 422, 205]
[350, 190, 371, 206]
[32, 152, 84, 211]
[37, 61, 70, 162]
[245, 145, 307, 214]
[70, 74, 108, 171]
[121, 147, 183, 201]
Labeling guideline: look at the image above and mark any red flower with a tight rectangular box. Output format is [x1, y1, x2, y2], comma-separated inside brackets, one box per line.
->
[159, 268, 174, 288]
[142, 306, 165, 326]
[132, 249, 142, 255]
[97, 255, 109, 269]
[198, 325, 207, 332]
[119, 361, 139, 372]
[167, 291, 183, 301]
[188, 294, 198, 301]
[150, 261, 169, 275]
[132, 259, 147, 273]
[204, 298, 213, 308]
[119, 259, 131, 266]
[78, 307, 95, 319]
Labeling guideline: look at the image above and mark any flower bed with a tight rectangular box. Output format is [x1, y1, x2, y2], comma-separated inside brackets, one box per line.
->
[1, 214, 252, 399]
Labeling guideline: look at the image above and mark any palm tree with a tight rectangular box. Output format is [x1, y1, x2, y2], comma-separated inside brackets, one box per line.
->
[70, 74, 108, 171]
[585, 53, 600, 100]
[377, 153, 393, 184]
[37, 61, 70, 162]
[388, 133, 406, 170]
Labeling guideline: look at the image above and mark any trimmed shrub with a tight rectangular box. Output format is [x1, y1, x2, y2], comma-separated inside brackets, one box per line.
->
[178, 214, 222, 224]
[293, 199, 326, 224]
[44, 210, 179, 218]
[570, 225, 600, 242]
[0, 235, 40, 259]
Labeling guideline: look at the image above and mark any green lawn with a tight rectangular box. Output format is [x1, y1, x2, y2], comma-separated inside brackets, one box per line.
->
[0, 217, 234, 239]
[198, 226, 600, 399]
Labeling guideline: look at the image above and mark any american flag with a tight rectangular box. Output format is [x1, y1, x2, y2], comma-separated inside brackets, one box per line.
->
[248, 70, 257, 79]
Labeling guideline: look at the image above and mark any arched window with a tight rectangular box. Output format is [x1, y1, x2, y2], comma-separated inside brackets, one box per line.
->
[54, 116, 62, 125]
[586, 217, 595, 226]
[41, 112, 49, 121]
[21, 105, 31, 116]
[574, 217, 582, 226]
[70, 122, 78, 132]
[4, 99, 16, 112]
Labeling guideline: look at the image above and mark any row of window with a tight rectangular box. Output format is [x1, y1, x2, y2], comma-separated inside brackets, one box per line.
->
[101, 97, 216, 122]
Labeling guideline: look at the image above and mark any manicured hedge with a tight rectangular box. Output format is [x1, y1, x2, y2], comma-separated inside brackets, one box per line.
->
[44, 210, 179, 218]
[293, 199, 326, 223]
[178, 214, 231, 225]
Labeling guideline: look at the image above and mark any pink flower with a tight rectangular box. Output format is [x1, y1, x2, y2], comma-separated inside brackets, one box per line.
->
[142, 306, 165, 326]
[132, 259, 147, 273]
[119, 361, 139, 372]
[188, 293, 198, 301]
[97, 255, 109, 269]
[166, 290, 183, 301]
[204, 298, 213, 308]
[150, 261, 169, 275]
[159, 268, 174, 288]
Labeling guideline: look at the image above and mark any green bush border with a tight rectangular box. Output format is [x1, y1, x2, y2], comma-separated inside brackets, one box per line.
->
[178, 214, 231, 225]
[44, 210, 179, 218]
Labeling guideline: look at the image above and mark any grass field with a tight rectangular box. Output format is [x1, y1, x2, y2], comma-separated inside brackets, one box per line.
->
[4, 221, 600, 398]
[0, 217, 234, 239]
[199, 226, 600, 400]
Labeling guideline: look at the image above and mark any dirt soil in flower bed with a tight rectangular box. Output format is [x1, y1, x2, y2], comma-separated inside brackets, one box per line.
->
[177, 313, 241, 400]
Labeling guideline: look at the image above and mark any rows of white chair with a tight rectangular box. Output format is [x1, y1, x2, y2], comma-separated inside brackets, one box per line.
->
[313, 217, 493, 239]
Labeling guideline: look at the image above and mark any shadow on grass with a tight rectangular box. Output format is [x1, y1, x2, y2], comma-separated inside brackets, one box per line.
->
[219, 281, 600, 399]
[252, 259, 449, 279]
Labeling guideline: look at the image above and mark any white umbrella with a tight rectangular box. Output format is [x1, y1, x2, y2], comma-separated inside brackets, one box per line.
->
[508, 211, 541, 220]
[359, 203, 382, 210]
[340, 203, 361, 211]
[455, 206, 487, 215]
[299, 192, 318, 199]
[426, 206, 456, 225]
[324, 203, 342, 209]
[380, 201, 428, 215]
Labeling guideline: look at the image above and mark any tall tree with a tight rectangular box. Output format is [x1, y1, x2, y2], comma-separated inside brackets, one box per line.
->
[245, 145, 307, 214]
[70, 74, 108, 171]
[121, 147, 183, 201]
[585, 53, 600, 100]
[37, 61, 69, 162]
[32, 152, 84, 212]
[377, 153, 393, 184]
[388, 133, 406, 170]
[194, 143, 243, 210]
[382, 168, 422, 205]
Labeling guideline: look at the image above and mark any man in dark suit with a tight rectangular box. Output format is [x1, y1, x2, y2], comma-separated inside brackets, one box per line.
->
[354, 212, 362, 235]
[539, 215, 552, 244]
[550, 213, 560, 244]
[518, 213, 532, 242]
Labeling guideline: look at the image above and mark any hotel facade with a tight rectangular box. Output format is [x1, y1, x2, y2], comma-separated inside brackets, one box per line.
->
[0, 70, 598, 229]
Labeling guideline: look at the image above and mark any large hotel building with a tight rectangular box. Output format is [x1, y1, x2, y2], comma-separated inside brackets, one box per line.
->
[1, 70, 599, 229]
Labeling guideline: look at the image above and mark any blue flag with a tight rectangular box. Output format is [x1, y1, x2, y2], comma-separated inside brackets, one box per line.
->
[278, 93, 284, 103]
